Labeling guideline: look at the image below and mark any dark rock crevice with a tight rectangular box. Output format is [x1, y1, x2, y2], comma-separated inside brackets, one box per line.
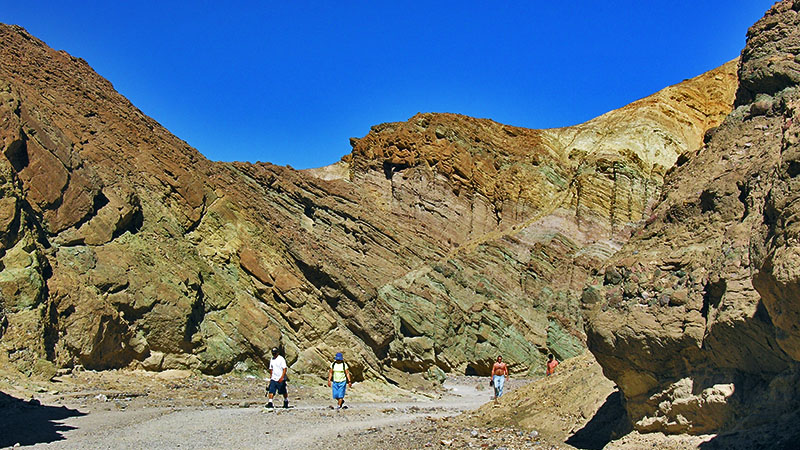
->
[383, 161, 409, 180]
[701, 278, 727, 325]
[181, 281, 205, 352]
[4, 136, 29, 172]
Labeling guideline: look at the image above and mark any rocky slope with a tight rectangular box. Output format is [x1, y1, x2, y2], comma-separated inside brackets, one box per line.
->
[0, 20, 736, 391]
[584, 0, 800, 446]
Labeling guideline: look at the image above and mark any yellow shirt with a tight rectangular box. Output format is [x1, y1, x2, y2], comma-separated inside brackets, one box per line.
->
[331, 361, 348, 383]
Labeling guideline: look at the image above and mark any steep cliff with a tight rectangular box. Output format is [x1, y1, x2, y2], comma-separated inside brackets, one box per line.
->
[0, 22, 736, 385]
[585, 1, 800, 445]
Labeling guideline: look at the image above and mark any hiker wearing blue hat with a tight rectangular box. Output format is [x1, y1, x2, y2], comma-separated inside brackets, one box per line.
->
[327, 352, 352, 410]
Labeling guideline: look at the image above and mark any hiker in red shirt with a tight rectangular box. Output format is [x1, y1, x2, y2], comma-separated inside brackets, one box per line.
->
[546, 353, 559, 376]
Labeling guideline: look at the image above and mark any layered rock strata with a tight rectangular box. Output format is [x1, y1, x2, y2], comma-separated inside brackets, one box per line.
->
[0, 23, 735, 384]
[585, 0, 800, 441]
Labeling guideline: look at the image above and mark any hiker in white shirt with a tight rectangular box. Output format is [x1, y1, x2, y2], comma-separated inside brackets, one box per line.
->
[266, 347, 289, 408]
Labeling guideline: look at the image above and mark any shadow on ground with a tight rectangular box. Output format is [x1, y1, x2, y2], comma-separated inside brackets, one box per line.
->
[565, 390, 631, 450]
[0, 391, 86, 447]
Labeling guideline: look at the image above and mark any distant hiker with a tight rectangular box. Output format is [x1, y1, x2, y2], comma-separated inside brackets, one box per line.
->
[546, 353, 559, 376]
[266, 347, 289, 409]
[491, 355, 509, 400]
[327, 352, 352, 410]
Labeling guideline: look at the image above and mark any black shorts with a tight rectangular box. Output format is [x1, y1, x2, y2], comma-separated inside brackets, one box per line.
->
[268, 379, 287, 395]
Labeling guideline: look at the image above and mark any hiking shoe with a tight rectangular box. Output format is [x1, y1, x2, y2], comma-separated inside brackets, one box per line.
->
[336, 406, 341, 410]
[265, 402, 274, 409]
[283, 402, 289, 409]
[342, 405, 348, 410]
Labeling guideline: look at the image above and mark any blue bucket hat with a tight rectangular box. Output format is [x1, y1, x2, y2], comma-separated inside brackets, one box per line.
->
[335, 352, 343, 361]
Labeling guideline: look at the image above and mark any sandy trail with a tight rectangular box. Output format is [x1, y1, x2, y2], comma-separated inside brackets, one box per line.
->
[15, 378, 493, 449]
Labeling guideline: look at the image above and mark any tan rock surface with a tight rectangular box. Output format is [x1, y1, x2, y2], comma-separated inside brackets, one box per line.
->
[584, 0, 800, 444]
[461, 351, 620, 443]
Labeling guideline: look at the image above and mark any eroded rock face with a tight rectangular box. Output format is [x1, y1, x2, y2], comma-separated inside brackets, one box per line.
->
[0, 24, 222, 374]
[332, 64, 736, 375]
[585, 0, 800, 437]
[0, 22, 736, 383]
[749, 3, 800, 365]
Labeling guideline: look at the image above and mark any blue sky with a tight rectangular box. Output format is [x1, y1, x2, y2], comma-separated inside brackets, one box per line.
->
[2, 1, 777, 169]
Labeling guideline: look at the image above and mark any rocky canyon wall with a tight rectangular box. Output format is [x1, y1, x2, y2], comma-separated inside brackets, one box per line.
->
[0, 22, 736, 389]
[584, 1, 800, 444]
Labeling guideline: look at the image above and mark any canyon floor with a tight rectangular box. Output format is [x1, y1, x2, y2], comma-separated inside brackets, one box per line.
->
[0, 353, 719, 449]
[0, 369, 549, 449]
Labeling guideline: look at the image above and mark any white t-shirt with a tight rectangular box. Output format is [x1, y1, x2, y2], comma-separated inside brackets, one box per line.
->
[269, 355, 287, 382]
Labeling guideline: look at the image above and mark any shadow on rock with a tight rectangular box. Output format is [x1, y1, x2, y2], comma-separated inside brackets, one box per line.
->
[565, 390, 631, 450]
[0, 391, 86, 447]
[698, 410, 800, 450]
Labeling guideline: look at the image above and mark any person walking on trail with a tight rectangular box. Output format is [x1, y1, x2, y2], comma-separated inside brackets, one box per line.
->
[327, 352, 352, 410]
[491, 355, 509, 400]
[546, 353, 559, 376]
[266, 347, 289, 409]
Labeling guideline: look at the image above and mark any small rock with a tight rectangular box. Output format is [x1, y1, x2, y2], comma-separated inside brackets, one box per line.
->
[750, 100, 772, 117]
[95, 394, 108, 402]
[529, 430, 539, 438]
[581, 285, 604, 304]
[471, 430, 479, 438]
[604, 266, 623, 284]
[239, 401, 250, 408]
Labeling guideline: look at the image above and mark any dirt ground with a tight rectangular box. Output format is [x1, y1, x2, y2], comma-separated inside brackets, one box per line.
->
[0, 353, 720, 449]
[0, 367, 551, 449]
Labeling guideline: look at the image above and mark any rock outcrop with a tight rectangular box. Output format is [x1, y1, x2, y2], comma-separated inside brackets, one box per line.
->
[585, 1, 800, 444]
[0, 20, 736, 389]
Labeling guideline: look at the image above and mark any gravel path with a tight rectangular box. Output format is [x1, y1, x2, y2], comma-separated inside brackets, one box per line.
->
[16, 377, 499, 449]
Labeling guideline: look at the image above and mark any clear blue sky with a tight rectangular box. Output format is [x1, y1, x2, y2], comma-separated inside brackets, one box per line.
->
[2, 1, 777, 169]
